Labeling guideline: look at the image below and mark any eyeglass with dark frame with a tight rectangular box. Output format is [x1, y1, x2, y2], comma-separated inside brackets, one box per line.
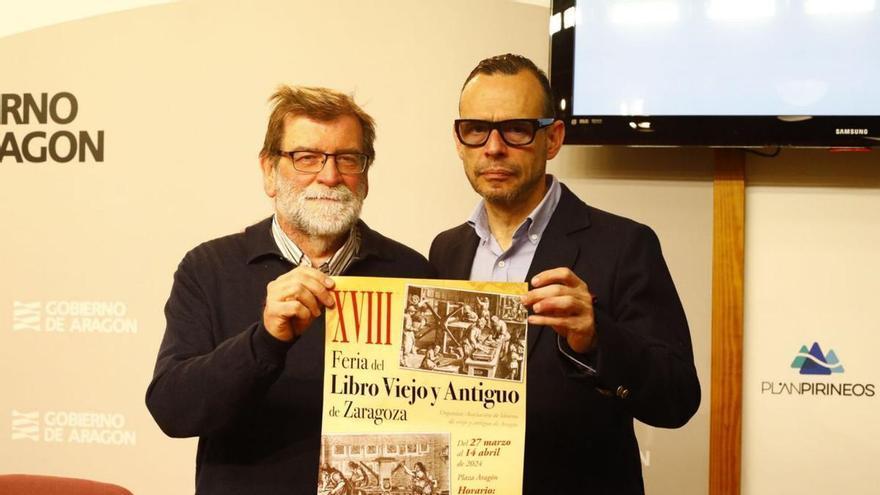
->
[454, 118, 556, 147]
[275, 150, 370, 174]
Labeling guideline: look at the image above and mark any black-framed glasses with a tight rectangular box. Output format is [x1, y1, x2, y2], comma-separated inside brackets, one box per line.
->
[454, 118, 556, 147]
[275, 150, 370, 174]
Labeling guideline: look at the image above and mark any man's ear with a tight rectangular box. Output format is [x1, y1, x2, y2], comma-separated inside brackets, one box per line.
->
[545, 120, 566, 160]
[259, 155, 277, 198]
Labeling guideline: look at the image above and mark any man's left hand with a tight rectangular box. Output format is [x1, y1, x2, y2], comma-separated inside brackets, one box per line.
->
[522, 267, 596, 353]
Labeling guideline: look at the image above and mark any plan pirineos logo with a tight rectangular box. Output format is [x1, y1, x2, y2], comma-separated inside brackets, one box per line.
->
[761, 342, 875, 398]
[790, 342, 844, 375]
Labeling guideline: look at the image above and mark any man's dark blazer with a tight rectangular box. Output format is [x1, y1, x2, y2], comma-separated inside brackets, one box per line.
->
[429, 183, 701, 495]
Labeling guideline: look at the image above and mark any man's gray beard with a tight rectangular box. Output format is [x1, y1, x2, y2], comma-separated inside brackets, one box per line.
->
[275, 179, 365, 237]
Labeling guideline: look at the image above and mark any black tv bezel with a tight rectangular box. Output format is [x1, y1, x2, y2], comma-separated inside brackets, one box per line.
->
[550, 0, 879, 148]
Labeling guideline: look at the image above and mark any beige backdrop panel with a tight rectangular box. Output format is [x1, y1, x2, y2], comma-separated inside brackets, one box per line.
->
[742, 154, 880, 495]
[0, 1, 711, 493]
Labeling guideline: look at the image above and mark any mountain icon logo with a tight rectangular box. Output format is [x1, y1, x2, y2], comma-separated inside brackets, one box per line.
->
[790, 342, 844, 375]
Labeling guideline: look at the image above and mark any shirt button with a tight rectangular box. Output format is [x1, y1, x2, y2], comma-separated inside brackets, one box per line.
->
[498, 260, 506, 268]
[530, 234, 538, 241]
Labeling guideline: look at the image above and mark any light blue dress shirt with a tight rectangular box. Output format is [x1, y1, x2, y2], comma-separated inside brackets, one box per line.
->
[468, 175, 561, 282]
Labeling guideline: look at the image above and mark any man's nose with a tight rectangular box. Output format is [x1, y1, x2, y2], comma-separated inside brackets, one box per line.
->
[483, 129, 508, 156]
[316, 156, 344, 186]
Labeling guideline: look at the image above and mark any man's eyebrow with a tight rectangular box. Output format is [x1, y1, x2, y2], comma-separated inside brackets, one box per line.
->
[286, 146, 364, 154]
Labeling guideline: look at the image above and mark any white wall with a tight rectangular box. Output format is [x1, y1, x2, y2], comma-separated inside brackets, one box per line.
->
[2, 1, 718, 494]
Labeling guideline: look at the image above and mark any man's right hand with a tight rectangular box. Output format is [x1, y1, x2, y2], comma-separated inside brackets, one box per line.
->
[263, 265, 336, 342]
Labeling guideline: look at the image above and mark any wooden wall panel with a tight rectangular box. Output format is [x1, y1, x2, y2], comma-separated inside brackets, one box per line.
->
[709, 149, 745, 495]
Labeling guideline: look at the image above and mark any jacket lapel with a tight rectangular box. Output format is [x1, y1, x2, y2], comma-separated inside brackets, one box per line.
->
[445, 228, 480, 280]
[525, 184, 591, 358]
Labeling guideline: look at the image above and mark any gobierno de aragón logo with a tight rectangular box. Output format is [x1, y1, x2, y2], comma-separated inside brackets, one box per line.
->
[761, 342, 875, 398]
[1, 92, 104, 164]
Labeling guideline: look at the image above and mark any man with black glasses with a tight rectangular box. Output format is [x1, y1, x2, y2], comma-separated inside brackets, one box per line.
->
[430, 54, 701, 494]
[146, 86, 432, 494]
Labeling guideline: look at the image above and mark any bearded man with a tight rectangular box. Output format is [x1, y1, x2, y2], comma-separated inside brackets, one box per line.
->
[146, 86, 432, 495]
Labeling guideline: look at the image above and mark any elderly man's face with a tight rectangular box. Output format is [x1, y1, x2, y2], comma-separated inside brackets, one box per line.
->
[261, 114, 368, 237]
[456, 71, 563, 207]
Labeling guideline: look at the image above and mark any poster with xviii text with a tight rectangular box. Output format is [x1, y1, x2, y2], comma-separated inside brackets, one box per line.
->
[319, 276, 528, 495]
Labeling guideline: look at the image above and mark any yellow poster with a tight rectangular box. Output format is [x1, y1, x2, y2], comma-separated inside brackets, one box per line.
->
[319, 276, 528, 495]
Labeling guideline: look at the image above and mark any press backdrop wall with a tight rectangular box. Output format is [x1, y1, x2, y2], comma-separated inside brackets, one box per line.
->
[10, 1, 875, 494]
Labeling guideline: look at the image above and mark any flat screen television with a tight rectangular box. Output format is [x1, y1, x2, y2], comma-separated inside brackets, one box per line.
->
[549, 0, 880, 147]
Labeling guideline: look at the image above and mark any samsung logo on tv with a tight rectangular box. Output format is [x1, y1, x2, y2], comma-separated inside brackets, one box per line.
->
[835, 128, 869, 135]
